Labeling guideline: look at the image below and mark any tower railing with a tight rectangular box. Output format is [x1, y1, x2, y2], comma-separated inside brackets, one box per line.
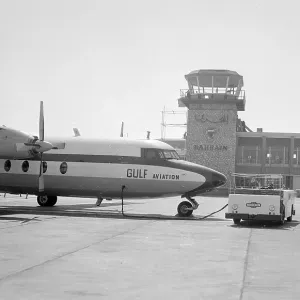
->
[180, 88, 246, 100]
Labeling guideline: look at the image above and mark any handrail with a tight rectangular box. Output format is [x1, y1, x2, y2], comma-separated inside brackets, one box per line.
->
[180, 88, 246, 100]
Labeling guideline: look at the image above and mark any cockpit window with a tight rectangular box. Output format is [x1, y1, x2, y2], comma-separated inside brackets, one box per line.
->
[163, 150, 180, 160]
[157, 150, 164, 159]
[163, 151, 172, 159]
[143, 149, 159, 159]
[142, 148, 180, 160]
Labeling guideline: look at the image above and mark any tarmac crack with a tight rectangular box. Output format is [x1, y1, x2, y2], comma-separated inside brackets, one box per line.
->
[0, 219, 156, 282]
[0, 216, 58, 230]
[239, 228, 253, 300]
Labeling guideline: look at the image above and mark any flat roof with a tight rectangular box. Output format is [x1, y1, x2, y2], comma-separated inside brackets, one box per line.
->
[185, 69, 243, 87]
[237, 132, 300, 138]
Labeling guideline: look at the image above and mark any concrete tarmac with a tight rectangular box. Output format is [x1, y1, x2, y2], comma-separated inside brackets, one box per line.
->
[0, 194, 300, 300]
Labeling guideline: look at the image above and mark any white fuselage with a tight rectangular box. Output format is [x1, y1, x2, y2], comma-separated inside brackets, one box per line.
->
[0, 137, 224, 199]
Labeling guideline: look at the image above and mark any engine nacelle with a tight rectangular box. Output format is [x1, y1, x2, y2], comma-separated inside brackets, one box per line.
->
[0, 126, 36, 159]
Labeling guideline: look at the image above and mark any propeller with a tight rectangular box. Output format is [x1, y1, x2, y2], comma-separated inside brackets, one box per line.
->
[14, 102, 66, 193]
[15, 101, 65, 193]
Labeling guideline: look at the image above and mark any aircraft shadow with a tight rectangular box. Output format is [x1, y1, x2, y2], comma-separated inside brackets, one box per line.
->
[0, 204, 226, 222]
[229, 220, 300, 230]
[45, 201, 138, 209]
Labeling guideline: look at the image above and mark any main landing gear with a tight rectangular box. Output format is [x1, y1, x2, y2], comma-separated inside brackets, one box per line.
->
[177, 195, 199, 217]
[37, 195, 57, 207]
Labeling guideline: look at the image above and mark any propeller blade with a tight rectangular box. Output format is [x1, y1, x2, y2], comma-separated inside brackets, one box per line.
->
[38, 153, 44, 193]
[15, 143, 40, 152]
[120, 122, 124, 137]
[39, 101, 44, 141]
[24, 143, 40, 147]
[73, 128, 80, 137]
[38, 174, 44, 193]
[51, 142, 66, 149]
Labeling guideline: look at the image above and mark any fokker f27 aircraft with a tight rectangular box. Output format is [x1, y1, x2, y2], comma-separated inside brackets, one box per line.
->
[0, 102, 226, 217]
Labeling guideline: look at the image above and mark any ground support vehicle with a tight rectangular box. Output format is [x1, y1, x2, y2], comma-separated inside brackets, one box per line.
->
[225, 190, 296, 224]
[225, 174, 296, 224]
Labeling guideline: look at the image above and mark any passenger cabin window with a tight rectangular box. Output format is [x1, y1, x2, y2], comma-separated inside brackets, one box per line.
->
[22, 161, 29, 172]
[60, 162, 68, 174]
[42, 161, 47, 173]
[4, 160, 11, 172]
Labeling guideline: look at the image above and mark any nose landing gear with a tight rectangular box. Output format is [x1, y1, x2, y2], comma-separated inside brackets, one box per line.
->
[177, 195, 199, 217]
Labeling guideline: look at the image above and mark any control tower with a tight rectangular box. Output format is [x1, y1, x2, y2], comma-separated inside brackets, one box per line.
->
[178, 69, 246, 188]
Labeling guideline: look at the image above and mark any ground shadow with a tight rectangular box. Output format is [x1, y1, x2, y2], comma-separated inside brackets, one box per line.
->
[0, 204, 227, 222]
[228, 219, 300, 230]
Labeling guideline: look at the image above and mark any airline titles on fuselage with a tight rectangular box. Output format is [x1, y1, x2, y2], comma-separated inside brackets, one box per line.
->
[126, 168, 180, 180]
[152, 173, 179, 180]
[127, 168, 148, 179]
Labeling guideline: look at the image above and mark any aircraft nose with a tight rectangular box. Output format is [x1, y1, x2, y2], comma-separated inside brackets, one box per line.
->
[187, 167, 227, 196]
[210, 170, 227, 188]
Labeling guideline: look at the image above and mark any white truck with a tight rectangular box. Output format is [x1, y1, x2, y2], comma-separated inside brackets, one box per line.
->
[225, 174, 296, 225]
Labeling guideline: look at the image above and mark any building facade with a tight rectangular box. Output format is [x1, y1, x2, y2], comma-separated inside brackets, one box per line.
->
[236, 131, 300, 189]
[164, 69, 300, 191]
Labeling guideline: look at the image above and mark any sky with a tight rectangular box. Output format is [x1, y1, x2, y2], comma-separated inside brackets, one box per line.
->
[1, 0, 300, 140]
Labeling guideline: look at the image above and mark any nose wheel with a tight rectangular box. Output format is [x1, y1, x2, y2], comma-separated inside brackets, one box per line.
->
[177, 195, 199, 217]
[177, 201, 193, 217]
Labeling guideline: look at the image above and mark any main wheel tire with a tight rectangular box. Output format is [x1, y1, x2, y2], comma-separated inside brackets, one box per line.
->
[37, 195, 57, 207]
[287, 205, 293, 222]
[177, 201, 193, 217]
[47, 196, 57, 206]
[233, 218, 241, 225]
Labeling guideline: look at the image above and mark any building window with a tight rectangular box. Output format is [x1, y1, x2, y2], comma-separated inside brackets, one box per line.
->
[293, 148, 300, 165]
[236, 146, 261, 165]
[266, 146, 289, 165]
[4, 160, 11, 172]
[42, 161, 47, 173]
[60, 162, 68, 174]
[22, 161, 29, 172]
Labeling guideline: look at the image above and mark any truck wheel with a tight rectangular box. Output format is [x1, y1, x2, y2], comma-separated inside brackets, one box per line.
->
[233, 219, 241, 225]
[287, 205, 293, 222]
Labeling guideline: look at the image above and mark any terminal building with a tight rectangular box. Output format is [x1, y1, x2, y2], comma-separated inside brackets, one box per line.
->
[163, 69, 300, 192]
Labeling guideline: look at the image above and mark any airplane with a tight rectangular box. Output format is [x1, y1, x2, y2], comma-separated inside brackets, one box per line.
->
[0, 102, 226, 217]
